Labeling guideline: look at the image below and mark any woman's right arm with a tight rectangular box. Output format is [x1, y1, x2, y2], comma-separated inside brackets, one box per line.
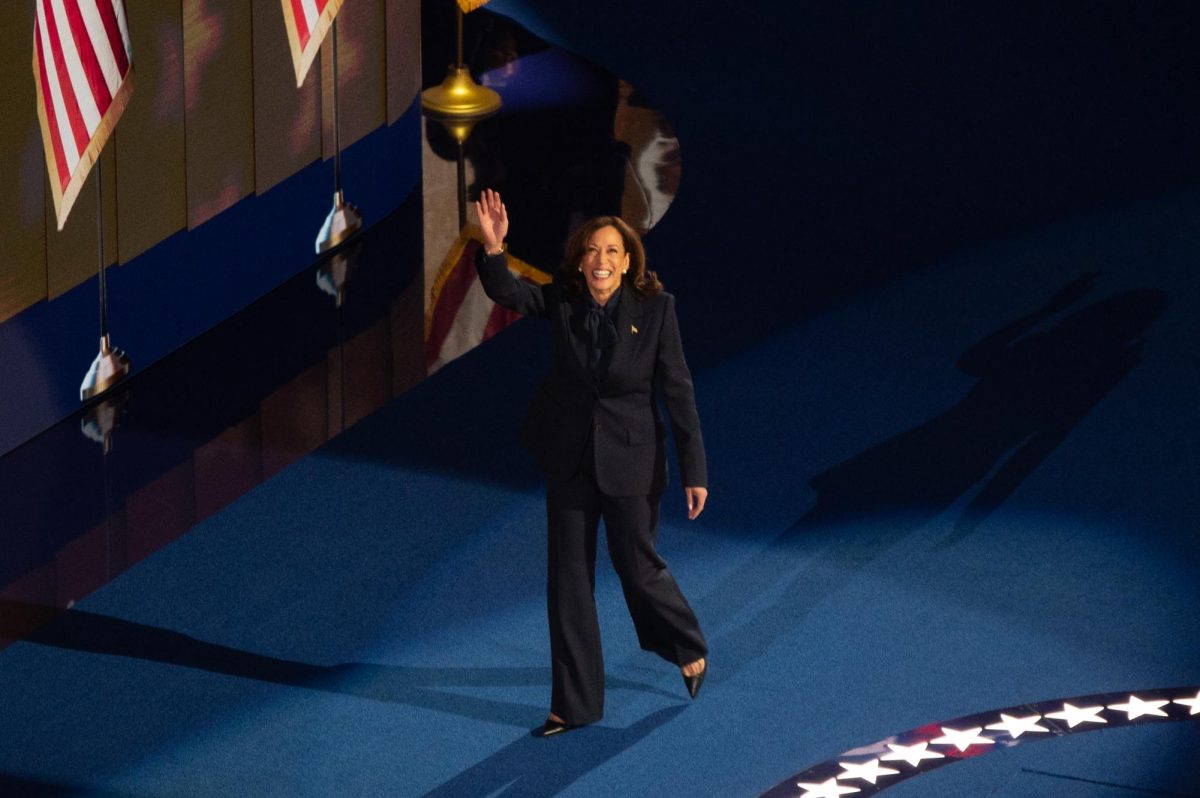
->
[474, 189, 550, 318]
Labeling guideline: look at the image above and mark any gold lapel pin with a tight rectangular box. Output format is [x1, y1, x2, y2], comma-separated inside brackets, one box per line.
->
[630, 324, 639, 334]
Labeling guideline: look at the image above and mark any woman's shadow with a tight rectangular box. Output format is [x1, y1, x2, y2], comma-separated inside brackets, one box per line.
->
[0, 599, 683, 795]
[703, 273, 1168, 672]
[810, 272, 1167, 540]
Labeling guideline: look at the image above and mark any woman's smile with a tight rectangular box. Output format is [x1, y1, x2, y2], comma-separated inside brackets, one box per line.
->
[582, 225, 629, 303]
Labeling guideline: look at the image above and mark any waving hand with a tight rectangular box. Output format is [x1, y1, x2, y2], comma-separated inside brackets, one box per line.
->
[475, 188, 509, 253]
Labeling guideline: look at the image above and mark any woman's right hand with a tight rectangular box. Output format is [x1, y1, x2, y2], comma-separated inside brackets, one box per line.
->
[475, 188, 509, 253]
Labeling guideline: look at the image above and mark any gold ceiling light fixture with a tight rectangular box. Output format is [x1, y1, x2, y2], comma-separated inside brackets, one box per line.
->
[421, 1, 502, 121]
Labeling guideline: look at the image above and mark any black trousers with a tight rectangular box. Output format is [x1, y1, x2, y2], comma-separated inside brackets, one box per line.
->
[545, 454, 707, 725]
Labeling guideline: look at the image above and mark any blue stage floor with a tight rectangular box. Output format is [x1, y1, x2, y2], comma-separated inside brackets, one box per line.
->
[4, 1, 1200, 794]
[1, 183, 1197, 796]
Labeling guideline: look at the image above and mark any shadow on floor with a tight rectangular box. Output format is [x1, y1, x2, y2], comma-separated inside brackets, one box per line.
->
[701, 275, 1168, 678]
[418, 705, 687, 798]
[0, 600, 677, 730]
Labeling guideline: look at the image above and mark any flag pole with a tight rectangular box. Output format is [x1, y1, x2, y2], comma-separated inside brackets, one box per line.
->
[315, 16, 362, 253]
[80, 155, 131, 401]
[332, 16, 343, 198]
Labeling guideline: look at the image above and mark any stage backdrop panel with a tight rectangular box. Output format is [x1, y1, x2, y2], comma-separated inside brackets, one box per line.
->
[252, 0, 322, 196]
[183, 0, 254, 230]
[0, 2, 46, 324]
[45, 147, 117, 300]
[386, 0, 422, 125]
[321, 0, 387, 160]
[116, 0, 188, 265]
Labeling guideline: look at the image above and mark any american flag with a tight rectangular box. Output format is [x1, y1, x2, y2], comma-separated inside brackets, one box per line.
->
[425, 225, 549, 374]
[280, 0, 345, 88]
[33, 0, 134, 230]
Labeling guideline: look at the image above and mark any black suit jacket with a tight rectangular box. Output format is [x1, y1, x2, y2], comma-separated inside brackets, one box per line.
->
[476, 249, 707, 496]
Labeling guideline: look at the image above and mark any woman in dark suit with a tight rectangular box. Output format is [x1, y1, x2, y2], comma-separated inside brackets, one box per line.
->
[474, 189, 709, 736]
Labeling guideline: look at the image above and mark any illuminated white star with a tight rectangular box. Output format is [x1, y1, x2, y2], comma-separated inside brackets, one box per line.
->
[1172, 690, 1200, 715]
[836, 759, 900, 785]
[985, 713, 1049, 738]
[930, 726, 994, 751]
[794, 777, 860, 797]
[880, 741, 945, 767]
[1107, 695, 1169, 720]
[1045, 702, 1107, 728]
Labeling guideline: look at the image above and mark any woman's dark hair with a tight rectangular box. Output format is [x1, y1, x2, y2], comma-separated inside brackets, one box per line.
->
[558, 216, 663, 297]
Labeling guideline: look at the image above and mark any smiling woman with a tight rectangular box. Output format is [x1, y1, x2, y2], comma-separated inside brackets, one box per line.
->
[558, 215, 661, 306]
[473, 187, 709, 736]
[578, 224, 628, 304]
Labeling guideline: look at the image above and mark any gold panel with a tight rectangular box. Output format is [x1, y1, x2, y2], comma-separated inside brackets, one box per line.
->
[116, 0, 187, 264]
[46, 146, 118, 300]
[322, 0, 387, 159]
[183, 0, 254, 229]
[0, 1, 47, 322]
[386, 0, 422, 125]
[252, 0, 321, 195]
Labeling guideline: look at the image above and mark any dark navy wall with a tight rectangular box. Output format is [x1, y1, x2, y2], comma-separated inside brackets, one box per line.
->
[488, 0, 1200, 368]
[0, 99, 422, 457]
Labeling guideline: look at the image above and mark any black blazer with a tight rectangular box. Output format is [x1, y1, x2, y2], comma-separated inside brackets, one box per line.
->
[477, 249, 707, 496]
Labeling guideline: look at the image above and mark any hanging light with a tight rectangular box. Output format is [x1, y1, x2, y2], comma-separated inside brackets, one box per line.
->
[421, 4, 502, 121]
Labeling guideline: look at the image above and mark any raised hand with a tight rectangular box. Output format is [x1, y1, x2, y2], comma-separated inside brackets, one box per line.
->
[475, 188, 509, 253]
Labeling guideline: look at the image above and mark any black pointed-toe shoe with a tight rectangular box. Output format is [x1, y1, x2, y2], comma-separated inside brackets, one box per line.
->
[683, 662, 707, 699]
[537, 717, 576, 737]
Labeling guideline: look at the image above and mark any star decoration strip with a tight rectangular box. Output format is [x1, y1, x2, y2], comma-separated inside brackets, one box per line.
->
[985, 713, 1049, 739]
[930, 726, 994, 752]
[837, 759, 899, 785]
[795, 777, 860, 798]
[1173, 690, 1200, 715]
[1107, 695, 1169, 720]
[755, 686, 1200, 798]
[1045, 702, 1107, 728]
[880, 741, 945, 768]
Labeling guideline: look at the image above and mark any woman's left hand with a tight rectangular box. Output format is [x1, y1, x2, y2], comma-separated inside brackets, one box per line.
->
[685, 487, 708, 520]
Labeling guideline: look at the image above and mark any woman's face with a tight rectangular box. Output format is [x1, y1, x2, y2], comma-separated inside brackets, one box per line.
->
[580, 225, 630, 300]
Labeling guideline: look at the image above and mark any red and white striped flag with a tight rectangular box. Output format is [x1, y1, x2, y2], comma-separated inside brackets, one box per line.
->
[280, 0, 346, 88]
[33, 0, 134, 230]
[425, 225, 550, 374]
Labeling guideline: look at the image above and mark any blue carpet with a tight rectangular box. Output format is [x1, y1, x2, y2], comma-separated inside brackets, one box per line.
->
[0, 184, 1197, 795]
[4, 0, 1200, 793]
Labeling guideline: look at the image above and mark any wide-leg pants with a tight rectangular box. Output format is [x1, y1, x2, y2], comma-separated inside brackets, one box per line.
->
[545, 467, 708, 725]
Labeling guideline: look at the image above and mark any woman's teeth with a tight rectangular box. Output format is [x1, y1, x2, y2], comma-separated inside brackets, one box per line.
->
[592, 270, 612, 278]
